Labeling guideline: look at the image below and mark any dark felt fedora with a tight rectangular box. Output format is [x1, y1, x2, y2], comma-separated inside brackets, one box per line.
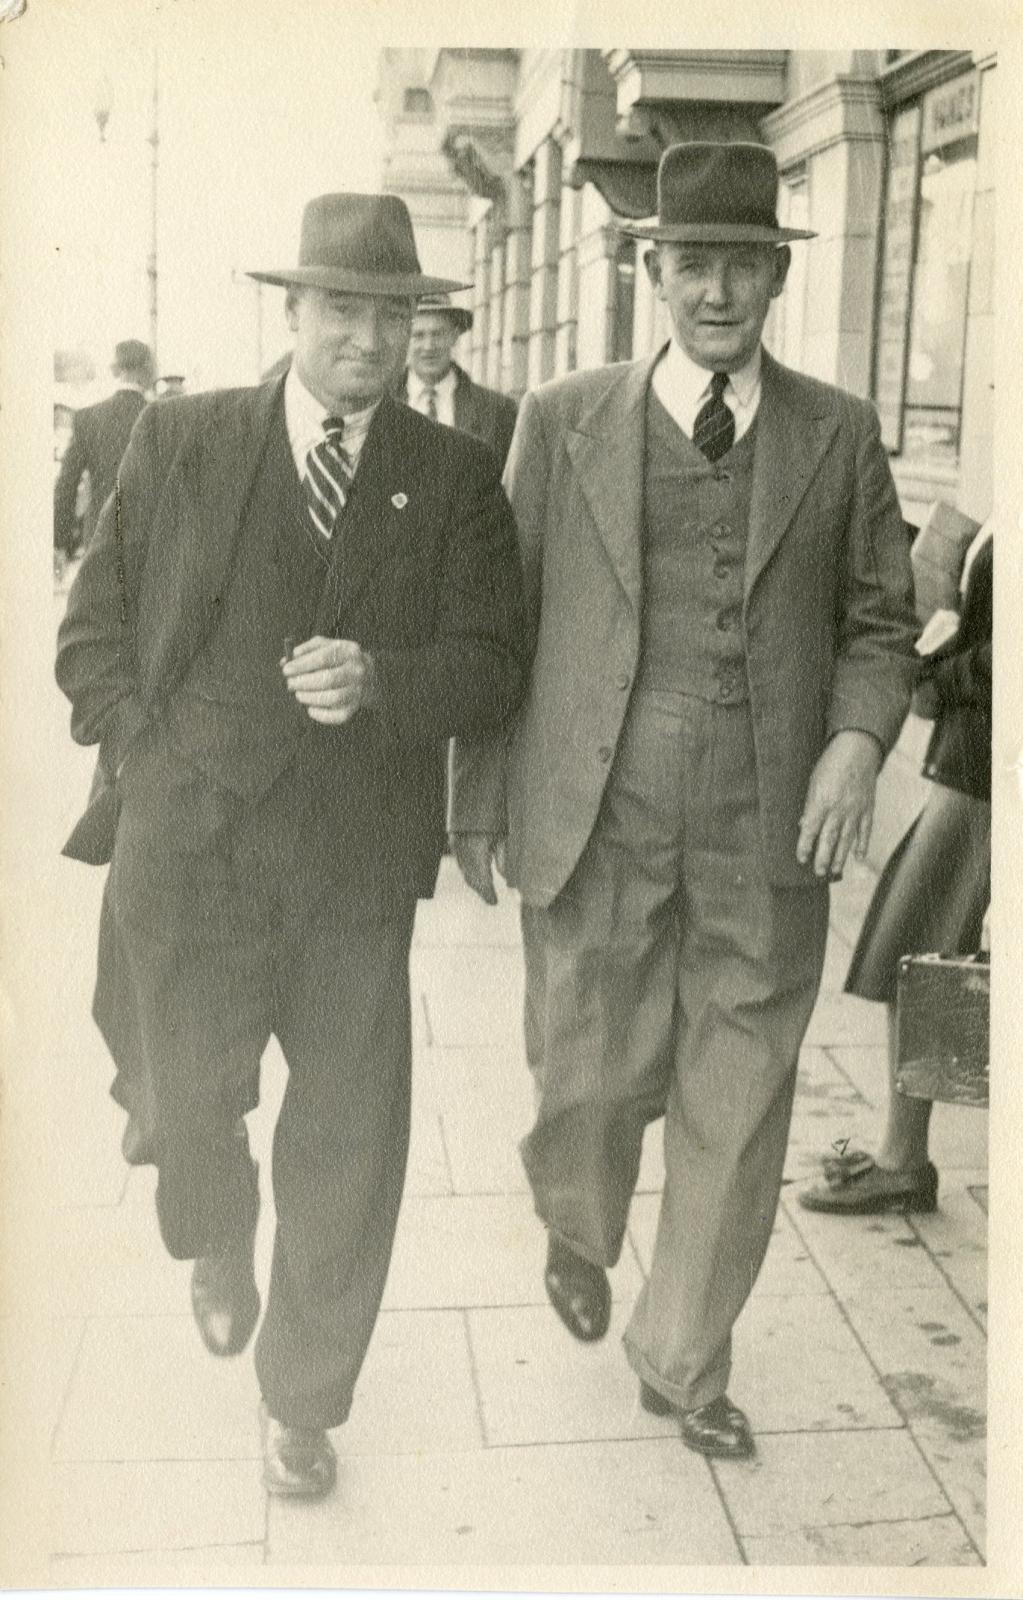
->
[249, 193, 466, 297]
[112, 339, 155, 377]
[414, 293, 473, 334]
[616, 142, 816, 244]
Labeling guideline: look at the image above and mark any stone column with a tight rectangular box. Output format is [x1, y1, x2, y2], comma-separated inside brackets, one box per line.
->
[555, 185, 582, 376]
[763, 74, 887, 395]
[486, 227, 506, 390]
[500, 170, 532, 397]
[469, 206, 492, 384]
[574, 185, 619, 372]
[528, 137, 562, 387]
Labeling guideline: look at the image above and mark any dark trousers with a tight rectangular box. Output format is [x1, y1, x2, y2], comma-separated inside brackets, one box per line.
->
[106, 738, 416, 1428]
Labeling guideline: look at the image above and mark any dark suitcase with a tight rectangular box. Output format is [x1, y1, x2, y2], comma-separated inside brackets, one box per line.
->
[895, 952, 989, 1107]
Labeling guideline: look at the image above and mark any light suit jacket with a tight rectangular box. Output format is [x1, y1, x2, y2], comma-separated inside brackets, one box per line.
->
[450, 345, 918, 902]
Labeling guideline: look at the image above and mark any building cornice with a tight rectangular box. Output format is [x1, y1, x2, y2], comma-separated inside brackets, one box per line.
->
[762, 75, 885, 167]
[604, 49, 788, 119]
[877, 50, 977, 108]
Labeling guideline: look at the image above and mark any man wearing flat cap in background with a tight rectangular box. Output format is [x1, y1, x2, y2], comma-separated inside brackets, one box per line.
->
[56, 193, 524, 1498]
[54, 337, 155, 559]
[451, 142, 917, 1459]
[401, 293, 518, 470]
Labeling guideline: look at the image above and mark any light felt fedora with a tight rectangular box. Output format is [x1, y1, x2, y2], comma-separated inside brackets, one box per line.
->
[414, 293, 473, 334]
[616, 142, 816, 244]
[249, 193, 466, 298]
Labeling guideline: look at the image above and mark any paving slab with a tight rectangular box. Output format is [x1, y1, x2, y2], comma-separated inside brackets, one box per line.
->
[743, 1512, 980, 1566]
[839, 1282, 986, 1550]
[415, 1043, 533, 1117]
[51, 1459, 265, 1556]
[50, 1546, 266, 1581]
[49, 1319, 86, 1446]
[381, 1192, 643, 1313]
[827, 1046, 990, 1172]
[51, 1200, 190, 1321]
[629, 1193, 828, 1299]
[404, 1100, 454, 1196]
[339, 1310, 482, 1456]
[466, 1303, 676, 1447]
[781, 1190, 953, 1299]
[912, 1175, 988, 1328]
[733, 1293, 902, 1434]
[414, 859, 523, 949]
[266, 1437, 740, 1565]
[441, 1101, 531, 1195]
[53, 1315, 262, 1463]
[413, 945, 525, 1049]
[47, 1075, 130, 1210]
[803, 990, 889, 1049]
[715, 1428, 952, 1537]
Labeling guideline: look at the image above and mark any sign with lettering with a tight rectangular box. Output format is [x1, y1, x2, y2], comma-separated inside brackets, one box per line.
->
[922, 72, 980, 154]
[874, 103, 921, 452]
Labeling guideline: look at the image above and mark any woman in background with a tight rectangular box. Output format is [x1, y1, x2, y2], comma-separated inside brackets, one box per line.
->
[800, 529, 993, 1215]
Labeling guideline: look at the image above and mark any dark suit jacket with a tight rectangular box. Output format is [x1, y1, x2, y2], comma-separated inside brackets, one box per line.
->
[452, 346, 918, 898]
[56, 382, 526, 903]
[54, 388, 147, 555]
[402, 363, 518, 471]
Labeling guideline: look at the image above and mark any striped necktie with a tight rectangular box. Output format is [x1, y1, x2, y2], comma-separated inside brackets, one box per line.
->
[303, 416, 352, 551]
[424, 386, 438, 422]
[692, 371, 735, 463]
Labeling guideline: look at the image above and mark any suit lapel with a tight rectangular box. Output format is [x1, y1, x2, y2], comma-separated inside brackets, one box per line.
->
[191, 377, 282, 594]
[316, 396, 415, 629]
[453, 367, 482, 437]
[566, 352, 661, 611]
[745, 352, 839, 599]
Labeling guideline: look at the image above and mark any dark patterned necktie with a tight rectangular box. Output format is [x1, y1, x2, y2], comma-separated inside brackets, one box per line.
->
[303, 416, 352, 550]
[424, 386, 438, 422]
[692, 371, 735, 463]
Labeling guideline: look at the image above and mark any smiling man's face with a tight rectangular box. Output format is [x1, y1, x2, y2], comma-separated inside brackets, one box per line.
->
[286, 286, 413, 413]
[647, 241, 790, 371]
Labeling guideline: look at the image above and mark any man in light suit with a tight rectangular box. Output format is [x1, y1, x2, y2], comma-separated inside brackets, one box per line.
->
[54, 338, 155, 557]
[57, 193, 524, 1499]
[403, 293, 518, 469]
[451, 143, 917, 1459]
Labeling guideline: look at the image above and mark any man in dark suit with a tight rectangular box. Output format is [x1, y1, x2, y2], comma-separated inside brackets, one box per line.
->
[56, 193, 524, 1499]
[402, 293, 518, 469]
[54, 338, 154, 557]
[451, 144, 917, 1461]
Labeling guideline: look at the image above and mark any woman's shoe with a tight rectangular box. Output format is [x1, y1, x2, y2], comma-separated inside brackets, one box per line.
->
[798, 1149, 938, 1214]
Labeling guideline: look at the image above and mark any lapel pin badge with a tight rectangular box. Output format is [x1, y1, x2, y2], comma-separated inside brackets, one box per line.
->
[391, 492, 408, 510]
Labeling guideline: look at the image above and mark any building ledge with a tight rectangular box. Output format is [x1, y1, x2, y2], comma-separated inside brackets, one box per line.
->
[762, 75, 885, 166]
[605, 49, 788, 119]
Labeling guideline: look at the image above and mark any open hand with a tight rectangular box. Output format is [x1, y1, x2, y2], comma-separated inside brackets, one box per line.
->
[796, 730, 883, 880]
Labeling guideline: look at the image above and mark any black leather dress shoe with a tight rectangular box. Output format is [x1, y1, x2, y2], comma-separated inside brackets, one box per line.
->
[190, 1234, 260, 1359]
[640, 1382, 755, 1460]
[544, 1235, 611, 1342]
[259, 1402, 337, 1498]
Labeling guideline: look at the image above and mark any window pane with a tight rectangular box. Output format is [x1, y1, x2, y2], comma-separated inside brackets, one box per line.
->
[901, 77, 979, 468]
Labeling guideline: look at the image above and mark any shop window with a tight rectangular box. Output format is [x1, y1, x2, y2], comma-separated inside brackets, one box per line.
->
[873, 69, 979, 470]
[612, 235, 636, 363]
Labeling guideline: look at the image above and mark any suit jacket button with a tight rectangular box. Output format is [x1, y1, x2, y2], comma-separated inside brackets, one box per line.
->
[615, 671, 631, 691]
[598, 745, 613, 764]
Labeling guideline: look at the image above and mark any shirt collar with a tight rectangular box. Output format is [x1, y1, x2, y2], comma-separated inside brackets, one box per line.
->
[408, 365, 457, 403]
[658, 339, 762, 412]
[284, 361, 379, 472]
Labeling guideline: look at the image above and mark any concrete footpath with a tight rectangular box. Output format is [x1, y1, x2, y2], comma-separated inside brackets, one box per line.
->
[45, 660, 987, 1580]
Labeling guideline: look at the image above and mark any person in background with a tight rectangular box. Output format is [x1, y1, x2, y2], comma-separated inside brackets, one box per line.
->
[450, 141, 918, 1462]
[402, 293, 518, 470]
[156, 373, 187, 399]
[800, 527, 993, 1215]
[55, 193, 524, 1502]
[54, 339, 155, 558]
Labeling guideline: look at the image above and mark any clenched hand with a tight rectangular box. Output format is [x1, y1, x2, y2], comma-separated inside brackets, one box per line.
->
[281, 636, 378, 725]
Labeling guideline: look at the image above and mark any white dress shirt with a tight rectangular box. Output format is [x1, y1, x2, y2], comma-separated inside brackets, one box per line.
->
[284, 363, 378, 480]
[651, 339, 762, 446]
[407, 366, 457, 427]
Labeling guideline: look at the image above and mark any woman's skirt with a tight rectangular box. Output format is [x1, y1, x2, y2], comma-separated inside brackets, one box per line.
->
[845, 783, 991, 1004]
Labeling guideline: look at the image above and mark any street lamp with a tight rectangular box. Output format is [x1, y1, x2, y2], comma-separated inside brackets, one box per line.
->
[91, 53, 159, 361]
